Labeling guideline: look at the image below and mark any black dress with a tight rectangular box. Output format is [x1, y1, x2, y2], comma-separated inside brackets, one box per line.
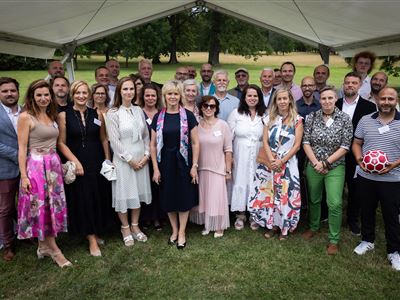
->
[64, 107, 113, 236]
[151, 109, 198, 212]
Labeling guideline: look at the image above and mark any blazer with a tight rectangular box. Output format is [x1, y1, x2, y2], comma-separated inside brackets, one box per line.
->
[0, 104, 19, 180]
[336, 96, 376, 170]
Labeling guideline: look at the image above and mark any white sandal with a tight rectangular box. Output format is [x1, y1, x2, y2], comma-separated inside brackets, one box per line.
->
[250, 221, 260, 231]
[121, 225, 134, 246]
[131, 223, 148, 242]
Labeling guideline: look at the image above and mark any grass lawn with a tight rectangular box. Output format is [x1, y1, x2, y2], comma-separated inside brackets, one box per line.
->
[1, 52, 399, 299]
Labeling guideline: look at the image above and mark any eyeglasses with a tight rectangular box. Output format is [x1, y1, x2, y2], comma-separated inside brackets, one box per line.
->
[202, 103, 217, 110]
[236, 74, 247, 78]
[94, 92, 106, 96]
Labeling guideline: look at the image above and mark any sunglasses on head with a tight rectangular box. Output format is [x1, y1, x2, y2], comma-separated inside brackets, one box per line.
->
[202, 103, 217, 110]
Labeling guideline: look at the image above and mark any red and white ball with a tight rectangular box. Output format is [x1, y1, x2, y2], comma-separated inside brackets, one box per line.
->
[362, 150, 389, 173]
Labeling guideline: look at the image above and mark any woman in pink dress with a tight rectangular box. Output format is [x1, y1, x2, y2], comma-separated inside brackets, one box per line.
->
[17, 80, 70, 268]
[190, 96, 233, 238]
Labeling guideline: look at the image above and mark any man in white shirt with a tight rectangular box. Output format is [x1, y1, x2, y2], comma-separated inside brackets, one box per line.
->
[259, 68, 275, 108]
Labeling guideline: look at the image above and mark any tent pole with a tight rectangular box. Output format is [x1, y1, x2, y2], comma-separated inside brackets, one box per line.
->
[63, 43, 76, 82]
[318, 44, 331, 65]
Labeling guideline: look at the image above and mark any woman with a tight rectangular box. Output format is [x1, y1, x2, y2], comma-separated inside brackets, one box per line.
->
[106, 77, 152, 246]
[183, 79, 200, 121]
[227, 84, 266, 230]
[57, 80, 112, 257]
[89, 83, 110, 116]
[129, 74, 145, 105]
[190, 96, 232, 238]
[17, 79, 70, 268]
[138, 83, 165, 230]
[248, 89, 303, 240]
[150, 80, 199, 249]
[302, 86, 353, 255]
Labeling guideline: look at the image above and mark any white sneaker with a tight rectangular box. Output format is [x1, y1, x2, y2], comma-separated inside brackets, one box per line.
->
[388, 251, 400, 271]
[354, 241, 375, 255]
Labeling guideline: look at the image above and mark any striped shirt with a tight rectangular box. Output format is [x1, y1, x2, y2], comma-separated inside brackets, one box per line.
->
[354, 111, 400, 182]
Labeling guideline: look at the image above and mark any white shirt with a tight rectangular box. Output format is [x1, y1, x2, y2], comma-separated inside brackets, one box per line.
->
[262, 89, 273, 108]
[108, 84, 116, 107]
[0, 102, 21, 132]
[342, 95, 360, 120]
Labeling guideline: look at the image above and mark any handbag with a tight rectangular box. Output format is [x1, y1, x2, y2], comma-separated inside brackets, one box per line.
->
[100, 160, 117, 181]
[62, 161, 76, 184]
[256, 147, 269, 165]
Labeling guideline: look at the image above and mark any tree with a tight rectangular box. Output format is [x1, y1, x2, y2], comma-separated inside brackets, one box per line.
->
[268, 32, 295, 55]
[380, 56, 400, 77]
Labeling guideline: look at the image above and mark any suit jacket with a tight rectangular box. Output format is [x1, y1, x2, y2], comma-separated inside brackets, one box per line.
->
[0, 104, 19, 180]
[336, 96, 376, 171]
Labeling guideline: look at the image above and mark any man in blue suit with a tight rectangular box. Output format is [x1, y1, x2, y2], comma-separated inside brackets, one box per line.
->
[0, 77, 21, 261]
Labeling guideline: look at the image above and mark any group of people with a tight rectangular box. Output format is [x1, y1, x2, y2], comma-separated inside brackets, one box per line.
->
[1, 50, 399, 271]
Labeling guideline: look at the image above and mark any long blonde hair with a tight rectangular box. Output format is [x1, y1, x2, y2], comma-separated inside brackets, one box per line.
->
[267, 88, 297, 128]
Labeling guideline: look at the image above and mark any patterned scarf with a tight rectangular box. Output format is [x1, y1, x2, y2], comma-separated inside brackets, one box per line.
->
[156, 106, 189, 165]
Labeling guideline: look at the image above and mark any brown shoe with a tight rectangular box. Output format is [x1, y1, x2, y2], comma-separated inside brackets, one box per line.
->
[326, 243, 338, 255]
[3, 247, 15, 261]
[302, 230, 316, 240]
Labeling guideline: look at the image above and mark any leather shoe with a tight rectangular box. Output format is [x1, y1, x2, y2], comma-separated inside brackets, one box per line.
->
[3, 247, 15, 261]
[327, 243, 338, 255]
[349, 223, 361, 236]
[302, 230, 316, 240]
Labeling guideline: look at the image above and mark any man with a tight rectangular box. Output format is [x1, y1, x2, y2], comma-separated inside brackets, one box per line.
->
[199, 63, 215, 96]
[187, 65, 197, 79]
[259, 68, 275, 108]
[47, 60, 65, 79]
[106, 59, 120, 86]
[51, 75, 70, 113]
[95, 66, 114, 105]
[367, 71, 388, 104]
[175, 66, 189, 82]
[212, 70, 240, 121]
[352, 87, 400, 271]
[0, 77, 21, 261]
[313, 64, 330, 100]
[138, 59, 162, 89]
[277, 62, 302, 101]
[228, 68, 249, 99]
[336, 72, 376, 235]
[273, 68, 282, 86]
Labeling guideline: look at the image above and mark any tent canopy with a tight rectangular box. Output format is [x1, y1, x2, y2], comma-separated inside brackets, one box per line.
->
[0, 0, 399, 59]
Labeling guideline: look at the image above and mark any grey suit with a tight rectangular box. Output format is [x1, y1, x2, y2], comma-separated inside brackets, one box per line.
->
[0, 103, 19, 250]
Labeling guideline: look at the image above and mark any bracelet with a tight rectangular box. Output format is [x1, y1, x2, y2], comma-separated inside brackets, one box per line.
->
[192, 163, 199, 168]
[226, 170, 232, 175]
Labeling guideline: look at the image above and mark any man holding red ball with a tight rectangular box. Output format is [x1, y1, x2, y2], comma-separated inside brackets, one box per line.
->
[352, 87, 400, 271]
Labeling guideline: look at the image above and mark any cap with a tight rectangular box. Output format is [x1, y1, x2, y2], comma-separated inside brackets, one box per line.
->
[235, 67, 249, 75]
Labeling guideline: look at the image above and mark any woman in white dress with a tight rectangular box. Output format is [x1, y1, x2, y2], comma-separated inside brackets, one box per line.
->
[106, 77, 152, 246]
[227, 84, 267, 230]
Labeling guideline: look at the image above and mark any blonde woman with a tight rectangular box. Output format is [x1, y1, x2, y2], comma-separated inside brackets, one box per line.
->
[248, 89, 303, 240]
[183, 79, 200, 121]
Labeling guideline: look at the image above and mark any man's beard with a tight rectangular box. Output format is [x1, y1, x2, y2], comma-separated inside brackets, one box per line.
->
[344, 90, 357, 98]
[371, 85, 382, 94]
[216, 86, 227, 93]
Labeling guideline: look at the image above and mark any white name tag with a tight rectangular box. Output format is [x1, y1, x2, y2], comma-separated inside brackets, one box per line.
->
[94, 118, 101, 126]
[146, 118, 152, 125]
[326, 118, 334, 127]
[378, 125, 390, 134]
[213, 130, 222, 137]
[53, 122, 58, 129]
[281, 130, 289, 137]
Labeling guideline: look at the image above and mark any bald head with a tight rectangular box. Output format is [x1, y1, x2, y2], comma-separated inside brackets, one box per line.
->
[377, 87, 398, 114]
[300, 76, 316, 100]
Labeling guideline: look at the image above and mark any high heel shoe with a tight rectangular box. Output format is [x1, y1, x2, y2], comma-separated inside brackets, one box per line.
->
[168, 237, 178, 246]
[50, 251, 72, 268]
[121, 225, 134, 247]
[176, 241, 186, 250]
[37, 247, 53, 259]
[130, 223, 148, 242]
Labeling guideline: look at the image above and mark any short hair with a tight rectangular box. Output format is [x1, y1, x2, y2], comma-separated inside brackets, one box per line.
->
[344, 71, 362, 81]
[139, 82, 162, 110]
[273, 68, 280, 72]
[198, 95, 220, 117]
[0, 77, 19, 90]
[371, 72, 388, 84]
[50, 75, 70, 88]
[70, 80, 91, 101]
[238, 84, 266, 117]
[90, 83, 110, 108]
[213, 69, 229, 80]
[183, 79, 198, 90]
[313, 64, 330, 77]
[320, 85, 337, 96]
[280, 61, 296, 73]
[112, 77, 136, 109]
[24, 79, 57, 121]
[138, 59, 152, 70]
[161, 80, 184, 107]
[95, 66, 109, 77]
[352, 51, 376, 74]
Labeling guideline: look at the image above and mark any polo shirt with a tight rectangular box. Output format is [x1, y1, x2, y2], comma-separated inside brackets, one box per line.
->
[213, 92, 240, 121]
[354, 111, 400, 182]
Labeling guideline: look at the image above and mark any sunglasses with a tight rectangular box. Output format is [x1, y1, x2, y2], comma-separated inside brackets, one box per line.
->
[202, 103, 217, 110]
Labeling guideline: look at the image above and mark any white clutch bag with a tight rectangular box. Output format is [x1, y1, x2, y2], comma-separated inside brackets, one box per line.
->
[100, 160, 117, 181]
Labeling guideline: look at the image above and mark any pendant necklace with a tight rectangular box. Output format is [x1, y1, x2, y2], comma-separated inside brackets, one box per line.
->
[73, 109, 88, 148]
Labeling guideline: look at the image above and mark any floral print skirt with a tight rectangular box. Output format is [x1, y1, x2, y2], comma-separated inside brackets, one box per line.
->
[17, 150, 68, 240]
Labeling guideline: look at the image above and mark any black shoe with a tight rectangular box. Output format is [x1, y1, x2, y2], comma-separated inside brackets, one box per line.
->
[168, 237, 177, 246]
[176, 242, 186, 250]
[349, 223, 361, 236]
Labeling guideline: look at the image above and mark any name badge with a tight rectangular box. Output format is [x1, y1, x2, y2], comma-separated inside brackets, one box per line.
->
[214, 130, 222, 137]
[94, 118, 101, 126]
[281, 130, 289, 137]
[326, 118, 334, 128]
[378, 125, 390, 134]
[53, 122, 58, 129]
[146, 118, 152, 125]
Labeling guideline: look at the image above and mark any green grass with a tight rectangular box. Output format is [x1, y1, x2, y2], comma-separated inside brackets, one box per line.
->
[1, 217, 398, 299]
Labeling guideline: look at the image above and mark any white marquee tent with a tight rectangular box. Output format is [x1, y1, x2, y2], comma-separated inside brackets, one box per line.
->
[1, 0, 399, 78]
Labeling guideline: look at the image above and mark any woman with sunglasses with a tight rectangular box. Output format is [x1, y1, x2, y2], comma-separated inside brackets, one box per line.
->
[190, 96, 232, 238]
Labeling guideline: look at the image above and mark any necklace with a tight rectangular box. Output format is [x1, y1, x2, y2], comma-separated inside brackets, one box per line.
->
[73, 109, 88, 148]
